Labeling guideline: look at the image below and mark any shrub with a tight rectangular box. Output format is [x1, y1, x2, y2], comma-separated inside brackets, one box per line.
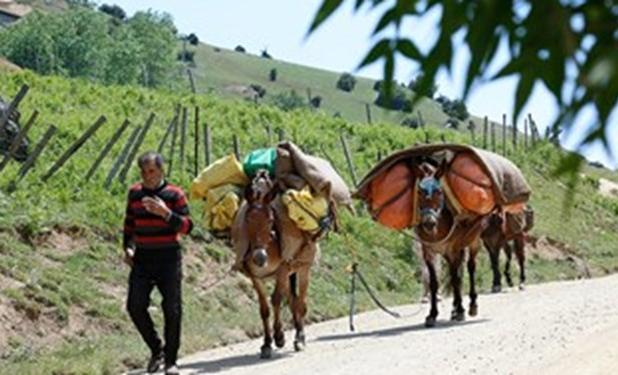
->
[186, 33, 199, 46]
[270, 90, 306, 111]
[250, 84, 266, 98]
[439, 96, 469, 121]
[261, 49, 272, 59]
[336, 73, 356, 92]
[310, 96, 322, 108]
[375, 85, 412, 112]
[98, 4, 126, 20]
[401, 117, 420, 129]
[269, 68, 277, 82]
[234, 45, 246, 53]
[177, 50, 194, 63]
[407, 74, 438, 99]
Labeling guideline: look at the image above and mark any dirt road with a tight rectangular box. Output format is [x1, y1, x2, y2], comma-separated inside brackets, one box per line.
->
[136, 274, 618, 374]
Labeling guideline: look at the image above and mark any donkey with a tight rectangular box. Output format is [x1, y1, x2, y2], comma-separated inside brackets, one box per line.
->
[482, 207, 534, 292]
[413, 160, 487, 327]
[232, 170, 318, 358]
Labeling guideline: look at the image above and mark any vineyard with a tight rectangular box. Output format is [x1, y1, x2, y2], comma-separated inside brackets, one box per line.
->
[0, 70, 617, 374]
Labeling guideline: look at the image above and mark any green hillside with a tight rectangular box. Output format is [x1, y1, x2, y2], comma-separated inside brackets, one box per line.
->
[189, 43, 451, 126]
[0, 69, 616, 375]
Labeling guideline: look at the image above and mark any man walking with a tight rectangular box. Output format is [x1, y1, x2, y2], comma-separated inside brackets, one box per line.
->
[123, 151, 193, 374]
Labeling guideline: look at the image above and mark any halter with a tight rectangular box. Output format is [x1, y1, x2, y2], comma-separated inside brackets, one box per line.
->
[418, 177, 445, 219]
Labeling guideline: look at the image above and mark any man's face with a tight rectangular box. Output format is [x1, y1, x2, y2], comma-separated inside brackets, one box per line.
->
[140, 160, 163, 189]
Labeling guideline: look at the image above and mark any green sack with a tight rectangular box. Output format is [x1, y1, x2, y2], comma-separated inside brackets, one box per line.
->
[242, 147, 277, 178]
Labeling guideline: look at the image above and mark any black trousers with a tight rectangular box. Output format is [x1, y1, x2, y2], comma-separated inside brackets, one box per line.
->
[127, 259, 182, 365]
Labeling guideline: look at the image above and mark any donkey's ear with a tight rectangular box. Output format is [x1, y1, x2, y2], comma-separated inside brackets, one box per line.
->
[435, 159, 449, 180]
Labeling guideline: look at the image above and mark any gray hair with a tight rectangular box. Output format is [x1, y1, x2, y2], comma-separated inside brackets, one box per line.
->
[137, 151, 164, 170]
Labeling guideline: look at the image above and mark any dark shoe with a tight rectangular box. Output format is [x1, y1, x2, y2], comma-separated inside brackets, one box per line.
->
[146, 351, 164, 373]
[164, 364, 180, 375]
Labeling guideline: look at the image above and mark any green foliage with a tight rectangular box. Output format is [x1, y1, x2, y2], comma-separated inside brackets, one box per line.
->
[269, 90, 307, 111]
[438, 96, 469, 121]
[0, 7, 179, 88]
[375, 84, 412, 112]
[408, 74, 437, 99]
[336, 72, 357, 92]
[309, 0, 617, 172]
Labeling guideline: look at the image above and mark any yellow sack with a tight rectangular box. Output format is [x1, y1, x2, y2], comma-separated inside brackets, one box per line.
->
[205, 185, 242, 231]
[281, 186, 329, 232]
[190, 154, 249, 199]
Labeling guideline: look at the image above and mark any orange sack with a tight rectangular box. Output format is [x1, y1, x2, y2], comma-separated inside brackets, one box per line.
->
[369, 163, 416, 230]
[447, 153, 495, 214]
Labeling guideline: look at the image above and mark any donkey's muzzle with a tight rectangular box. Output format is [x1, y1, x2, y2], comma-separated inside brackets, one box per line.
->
[252, 248, 268, 267]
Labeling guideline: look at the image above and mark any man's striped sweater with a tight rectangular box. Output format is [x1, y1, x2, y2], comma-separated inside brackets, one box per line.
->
[123, 181, 193, 263]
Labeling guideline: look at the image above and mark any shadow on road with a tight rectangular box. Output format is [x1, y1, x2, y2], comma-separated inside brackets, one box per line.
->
[179, 351, 292, 373]
[316, 318, 490, 342]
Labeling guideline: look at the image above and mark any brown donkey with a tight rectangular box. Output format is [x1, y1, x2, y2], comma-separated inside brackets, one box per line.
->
[482, 208, 534, 292]
[413, 160, 487, 327]
[232, 170, 318, 358]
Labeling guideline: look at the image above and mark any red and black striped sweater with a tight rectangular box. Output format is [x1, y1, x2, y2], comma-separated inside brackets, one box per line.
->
[123, 181, 193, 263]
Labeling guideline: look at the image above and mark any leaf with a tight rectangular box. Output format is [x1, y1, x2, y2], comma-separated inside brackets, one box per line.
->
[513, 71, 534, 124]
[373, 8, 397, 35]
[307, 0, 344, 35]
[396, 39, 422, 61]
[357, 38, 391, 69]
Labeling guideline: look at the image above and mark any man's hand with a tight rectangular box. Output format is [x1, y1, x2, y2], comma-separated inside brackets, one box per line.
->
[142, 196, 171, 219]
[124, 247, 135, 267]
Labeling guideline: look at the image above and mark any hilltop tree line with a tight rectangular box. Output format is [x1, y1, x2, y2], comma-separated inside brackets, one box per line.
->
[0, 5, 179, 87]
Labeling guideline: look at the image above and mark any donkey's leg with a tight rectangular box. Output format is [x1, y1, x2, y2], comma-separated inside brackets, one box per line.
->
[272, 267, 291, 349]
[423, 248, 439, 327]
[487, 242, 502, 293]
[292, 266, 311, 351]
[467, 244, 479, 317]
[251, 278, 273, 359]
[513, 235, 526, 290]
[503, 242, 514, 287]
[447, 249, 465, 322]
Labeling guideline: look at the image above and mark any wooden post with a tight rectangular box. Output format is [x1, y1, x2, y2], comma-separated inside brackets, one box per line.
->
[41, 115, 107, 182]
[306, 88, 312, 105]
[194, 106, 199, 176]
[16, 124, 57, 182]
[483, 116, 488, 149]
[233, 135, 240, 160]
[278, 128, 285, 142]
[118, 113, 156, 183]
[502, 114, 507, 155]
[524, 118, 529, 150]
[365, 103, 372, 124]
[0, 84, 29, 138]
[528, 113, 538, 146]
[168, 110, 179, 178]
[340, 134, 358, 186]
[512, 115, 517, 151]
[266, 123, 273, 146]
[179, 107, 188, 176]
[440, 133, 446, 143]
[376, 149, 382, 162]
[104, 125, 141, 189]
[424, 131, 430, 144]
[203, 122, 211, 166]
[417, 110, 425, 128]
[157, 107, 179, 154]
[84, 119, 130, 182]
[0, 109, 38, 172]
[491, 121, 496, 152]
[468, 121, 476, 146]
[187, 68, 196, 94]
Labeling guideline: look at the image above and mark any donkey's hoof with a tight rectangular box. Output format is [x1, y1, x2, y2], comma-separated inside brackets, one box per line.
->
[519, 283, 526, 291]
[260, 345, 272, 359]
[293, 340, 305, 352]
[451, 309, 466, 322]
[274, 331, 285, 348]
[469, 304, 478, 317]
[293, 333, 306, 352]
[491, 285, 501, 293]
[425, 315, 436, 328]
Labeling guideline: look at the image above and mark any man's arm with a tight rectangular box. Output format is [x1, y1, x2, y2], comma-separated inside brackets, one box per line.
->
[167, 190, 193, 235]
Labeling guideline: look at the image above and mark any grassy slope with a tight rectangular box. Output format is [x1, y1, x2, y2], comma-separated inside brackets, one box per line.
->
[190, 44, 449, 126]
[0, 70, 616, 374]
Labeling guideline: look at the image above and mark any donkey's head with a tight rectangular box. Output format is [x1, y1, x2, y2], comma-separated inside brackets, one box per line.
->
[244, 170, 278, 268]
[415, 160, 448, 234]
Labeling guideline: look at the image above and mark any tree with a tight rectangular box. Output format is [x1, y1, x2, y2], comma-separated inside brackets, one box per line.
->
[269, 68, 277, 82]
[271, 90, 307, 111]
[309, 0, 617, 175]
[186, 33, 199, 46]
[99, 4, 126, 20]
[235, 45, 246, 53]
[336, 72, 356, 92]
[408, 74, 437, 99]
